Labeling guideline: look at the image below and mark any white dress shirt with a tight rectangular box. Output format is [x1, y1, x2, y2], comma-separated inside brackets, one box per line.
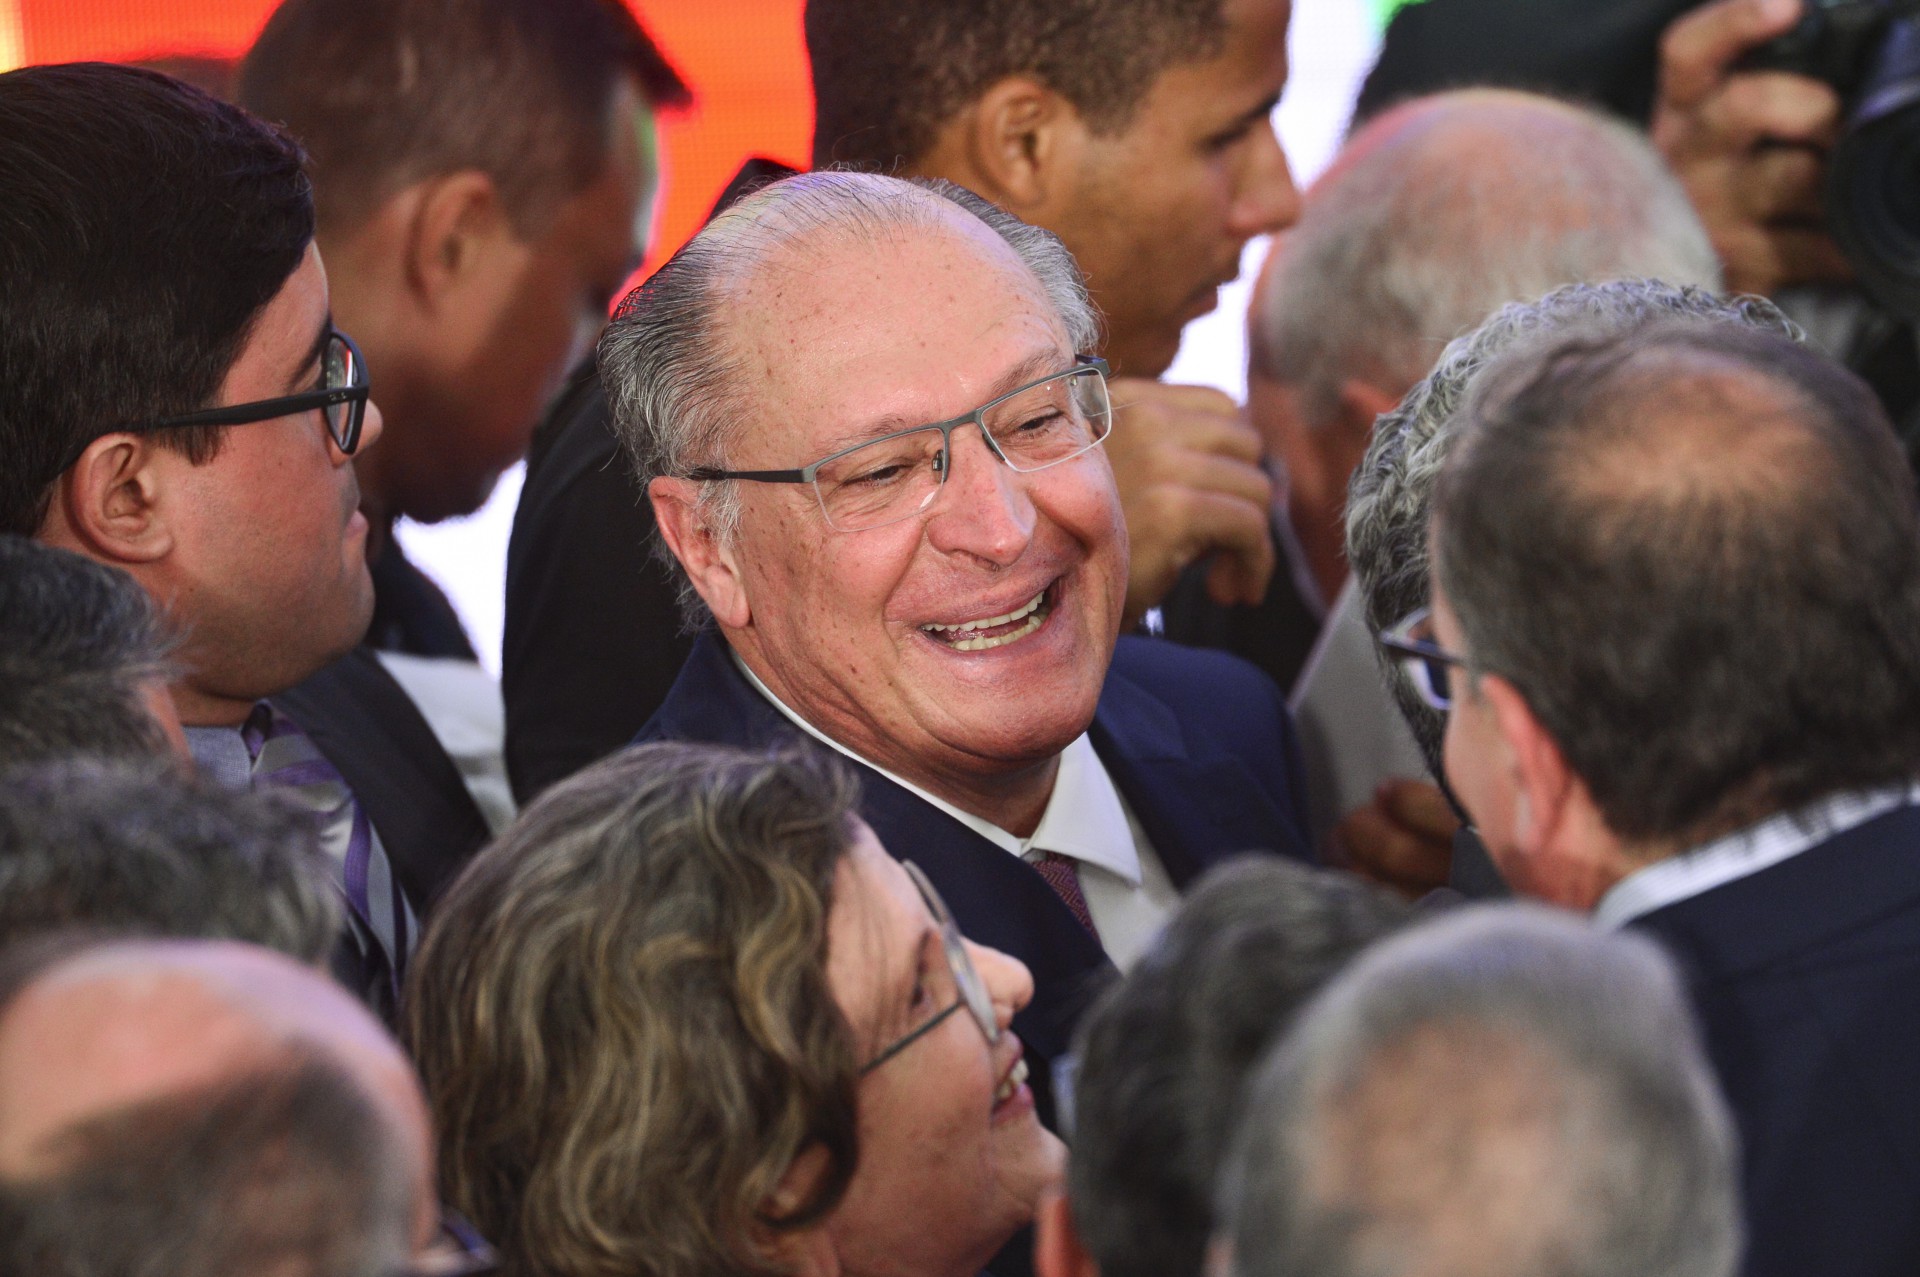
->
[1594, 782, 1920, 931]
[735, 653, 1179, 969]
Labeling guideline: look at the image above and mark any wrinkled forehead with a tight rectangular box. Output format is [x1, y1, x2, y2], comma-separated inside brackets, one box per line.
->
[721, 214, 1074, 452]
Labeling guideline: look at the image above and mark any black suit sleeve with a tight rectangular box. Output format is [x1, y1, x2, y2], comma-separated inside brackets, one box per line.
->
[502, 363, 695, 804]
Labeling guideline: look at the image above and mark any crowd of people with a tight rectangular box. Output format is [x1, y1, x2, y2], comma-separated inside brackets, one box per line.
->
[2, 0, 1918, 1273]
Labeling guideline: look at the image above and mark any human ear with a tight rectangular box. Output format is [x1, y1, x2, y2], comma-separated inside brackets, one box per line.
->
[756, 1144, 842, 1277]
[1481, 675, 1576, 861]
[401, 170, 513, 311]
[1334, 379, 1403, 449]
[42, 435, 173, 565]
[920, 76, 1086, 213]
[1035, 1192, 1102, 1277]
[650, 476, 751, 629]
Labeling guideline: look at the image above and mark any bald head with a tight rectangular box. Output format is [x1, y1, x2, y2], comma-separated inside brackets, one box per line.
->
[0, 938, 433, 1275]
[1218, 906, 1741, 1277]
[1252, 88, 1717, 432]
[1433, 316, 1920, 845]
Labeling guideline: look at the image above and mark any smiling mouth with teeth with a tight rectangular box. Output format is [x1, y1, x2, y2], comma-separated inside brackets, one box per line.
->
[993, 1057, 1029, 1106]
[920, 589, 1051, 652]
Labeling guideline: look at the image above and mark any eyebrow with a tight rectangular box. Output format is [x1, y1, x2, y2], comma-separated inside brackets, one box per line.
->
[818, 348, 1074, 456]
[285, 315, 333, 394]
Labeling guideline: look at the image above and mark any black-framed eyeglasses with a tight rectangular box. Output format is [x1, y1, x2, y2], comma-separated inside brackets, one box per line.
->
[120, 327, 370, 457]
[1377, 606, 1469, 712]
[858, 861, 1000, 1076]
[687, 355, 1112, 533]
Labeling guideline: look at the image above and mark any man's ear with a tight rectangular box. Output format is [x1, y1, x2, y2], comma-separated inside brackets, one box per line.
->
[650, 476, 750, 629]
[1480, 674, 1576, 860]
[919, 76, 1085, 214]
[41, 435, 174, 566]
[1035, 1191, 1101, 1277]
[1333, 379, 1403, 446]
[400, 170, 512, 311]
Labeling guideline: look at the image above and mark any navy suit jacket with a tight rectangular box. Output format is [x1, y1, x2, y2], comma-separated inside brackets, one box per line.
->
[638, 632, 1315, 1096]
[1630, 803, 1920, 1277]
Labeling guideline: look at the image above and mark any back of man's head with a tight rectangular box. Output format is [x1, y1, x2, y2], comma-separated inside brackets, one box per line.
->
[1253, 89, 1718, 434]
[1218, 906, 1741, 1277]
[1067, 859, 1414, 1277]
[807, 0, 1228, 170]
[1345, 281, 1801, 779]
[0, 62, 313, 537]
[239, 0, 688, 237]
[1434, 318, 1920, 845]
[0, 937, 423, 1277]
[0, 536, 176, 768]
[0, 760, 340, 963]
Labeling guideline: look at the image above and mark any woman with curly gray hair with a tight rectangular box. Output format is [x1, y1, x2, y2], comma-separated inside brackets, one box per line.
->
[406, 740, 1060, 1277]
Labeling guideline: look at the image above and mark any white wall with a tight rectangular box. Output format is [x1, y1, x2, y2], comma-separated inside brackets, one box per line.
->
[396, 0, 1383, 674]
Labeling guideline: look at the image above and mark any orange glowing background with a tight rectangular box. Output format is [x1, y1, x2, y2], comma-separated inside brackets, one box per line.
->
[1, 0, 814, 279]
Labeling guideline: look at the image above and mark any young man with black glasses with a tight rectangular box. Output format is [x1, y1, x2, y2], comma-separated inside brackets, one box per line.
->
[0, 61, 488, 1017]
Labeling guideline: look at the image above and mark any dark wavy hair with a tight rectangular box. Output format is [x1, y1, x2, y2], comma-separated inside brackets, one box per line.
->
[0, 63, 314, 534]
[405, 741, 864, 1277]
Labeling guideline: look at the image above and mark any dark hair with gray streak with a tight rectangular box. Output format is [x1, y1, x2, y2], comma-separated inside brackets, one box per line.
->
[1434, 316, 1920, 843]
[0, 759, 341, 964]
[1069, 857, 1415, 1277]
[599, 170, 1099, 629]
[1345, 281, 1800, 778]
[1217, 905, 1742, 1277]
[0, 535, 177, 769]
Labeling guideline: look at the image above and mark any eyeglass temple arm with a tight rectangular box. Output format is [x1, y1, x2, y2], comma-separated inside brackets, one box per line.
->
[140, 384, 365, 432]
[685, 465, 809, 483]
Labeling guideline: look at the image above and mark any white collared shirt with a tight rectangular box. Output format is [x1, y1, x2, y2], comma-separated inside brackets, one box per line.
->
[1594, 782, 1920, 931]
[734, 652, 1178, 969]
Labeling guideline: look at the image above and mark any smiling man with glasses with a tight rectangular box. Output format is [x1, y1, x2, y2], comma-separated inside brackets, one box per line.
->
[603, 173, 1314, 1178]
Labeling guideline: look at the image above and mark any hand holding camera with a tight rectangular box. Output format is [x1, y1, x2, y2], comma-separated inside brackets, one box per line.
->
[1657, 0, 1920, 314]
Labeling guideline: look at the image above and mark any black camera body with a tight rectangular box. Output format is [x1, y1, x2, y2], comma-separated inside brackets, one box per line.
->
[1739, 0, 1920, 318]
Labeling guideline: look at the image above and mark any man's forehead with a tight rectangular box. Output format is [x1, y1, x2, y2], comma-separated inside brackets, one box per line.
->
[728, 214, 1069, 423]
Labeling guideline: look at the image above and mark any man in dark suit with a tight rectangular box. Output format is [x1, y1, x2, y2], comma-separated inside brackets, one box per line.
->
[602, 171, 1314, 1129]
[504, 0, 1304, 803]
[0, 64, 488, 1019]
[1426, 312, 1920, 1276]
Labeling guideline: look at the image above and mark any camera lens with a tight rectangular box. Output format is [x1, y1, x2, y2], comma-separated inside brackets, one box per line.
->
[1828, 21, 1920, 319]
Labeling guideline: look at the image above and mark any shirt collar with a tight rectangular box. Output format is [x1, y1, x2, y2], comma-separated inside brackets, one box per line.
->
[1594, 782, 1920, 930]
[184, 720, 255, 790]
[731, 648, 1140, 884]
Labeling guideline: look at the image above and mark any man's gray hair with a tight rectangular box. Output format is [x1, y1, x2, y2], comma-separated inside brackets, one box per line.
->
[1345, 281, 1800, 776]
[599, 170, 1100, 628]
[1217, 905, 1743, 1277]
[0, 535, 176, 769]
[1254, 89, 1722, 431]
[0, 759, 342, 965]
[1069, 858, 1415, 1277]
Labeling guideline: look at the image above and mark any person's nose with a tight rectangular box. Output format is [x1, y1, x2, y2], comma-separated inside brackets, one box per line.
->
[1229, 118, 1301, 240]
[924, 424, 1036, 566]
[967, 939, 1035, 1030]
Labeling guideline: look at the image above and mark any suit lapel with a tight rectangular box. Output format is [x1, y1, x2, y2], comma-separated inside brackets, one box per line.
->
[641, 635, 1114, 1061]
[1090, 664, 1306, 887]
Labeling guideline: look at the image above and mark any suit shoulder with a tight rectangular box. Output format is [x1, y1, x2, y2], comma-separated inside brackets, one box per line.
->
[1109, 635, 1289, 713]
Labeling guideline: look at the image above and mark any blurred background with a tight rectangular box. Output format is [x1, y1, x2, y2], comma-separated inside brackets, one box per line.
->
[1, 0, 1394, 672]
